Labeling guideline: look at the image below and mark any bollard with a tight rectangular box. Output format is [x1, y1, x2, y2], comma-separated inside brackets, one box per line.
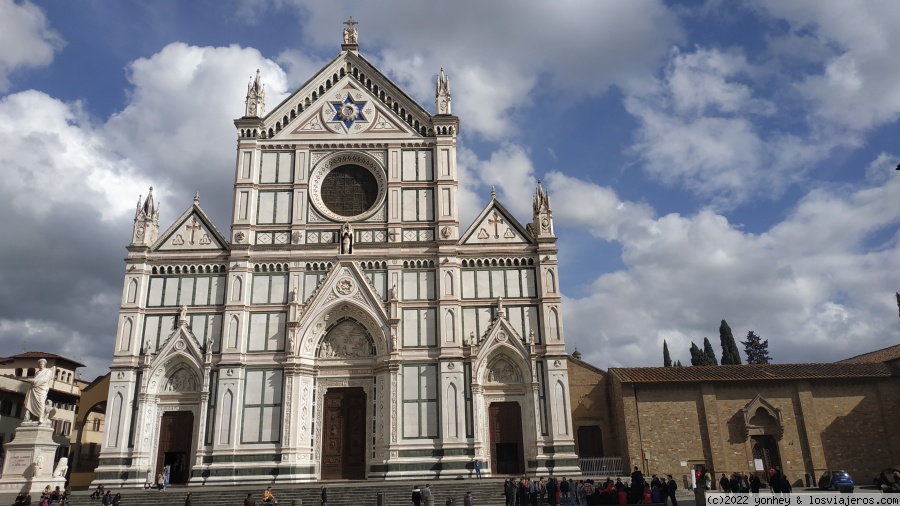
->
[694, 483, 706, 505]
[377, 491, 385, 506]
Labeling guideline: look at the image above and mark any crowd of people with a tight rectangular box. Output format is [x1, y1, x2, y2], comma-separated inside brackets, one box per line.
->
[499, 469, 681, 506]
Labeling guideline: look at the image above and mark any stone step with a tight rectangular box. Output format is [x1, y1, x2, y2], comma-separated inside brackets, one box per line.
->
[64, 479, 510, 506]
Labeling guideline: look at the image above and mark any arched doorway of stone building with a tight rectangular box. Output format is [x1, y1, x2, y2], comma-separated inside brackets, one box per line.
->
[316, 317, 376, 480]
[321, 387, 367, 480]
[489, 401, 524, 475]
[742, 397, 784, 477]
[155, 411, 194, 485]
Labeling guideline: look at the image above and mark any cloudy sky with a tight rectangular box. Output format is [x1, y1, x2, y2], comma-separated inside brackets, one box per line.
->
[1, 0, 898, 378]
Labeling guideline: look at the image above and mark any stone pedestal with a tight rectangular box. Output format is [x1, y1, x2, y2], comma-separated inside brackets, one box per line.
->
[0, 423, 66, 495]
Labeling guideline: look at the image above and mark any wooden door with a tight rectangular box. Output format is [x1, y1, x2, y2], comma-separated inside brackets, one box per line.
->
[489, 402, 524, 475]
[155, 411, 193, 485]
[322, 388, 367, 480]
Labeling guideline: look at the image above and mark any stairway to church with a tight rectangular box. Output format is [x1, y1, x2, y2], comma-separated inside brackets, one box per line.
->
[63, 478, 512, 506]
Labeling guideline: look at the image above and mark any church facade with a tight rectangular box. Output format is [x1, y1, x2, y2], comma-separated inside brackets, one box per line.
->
[95, 23, 578, 485]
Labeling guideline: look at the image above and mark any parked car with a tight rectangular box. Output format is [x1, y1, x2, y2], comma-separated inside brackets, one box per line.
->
[818, 470, 854, 493]
[874, 467, 900, 493]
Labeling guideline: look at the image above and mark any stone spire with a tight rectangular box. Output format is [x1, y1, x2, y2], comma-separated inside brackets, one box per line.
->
[245, 69, 265, 118]
[132, 187, 160, 246]
[436, 68, 451, 115]
[531, 180, 554, 240]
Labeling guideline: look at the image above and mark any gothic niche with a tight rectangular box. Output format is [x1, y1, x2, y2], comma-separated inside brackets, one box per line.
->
[163, 368, 199, 393]
[318, 319, 374, 359]
[741, 395, 784, 439]
[487, 357, 522, 384]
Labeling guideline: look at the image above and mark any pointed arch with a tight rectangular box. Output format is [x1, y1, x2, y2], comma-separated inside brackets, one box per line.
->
[107, 392, 123, 448]
[227, 315, 239, 349]
[120, 317, 133, 351]
[444, 309, 456, 343]
[545, 269, 556, 293]
[219, 389, 234, 444]
[443, 271, 453, 295]
[446, 383, 459, 438]
[549, 307, 560, 340]
[231, 275, 243, 301]
[554, 380, 569, 435]
[126, 278, 138, 303]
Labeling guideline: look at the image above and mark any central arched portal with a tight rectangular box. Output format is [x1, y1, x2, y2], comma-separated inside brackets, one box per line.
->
[321, 387, 367, 480]
[155, 411, 194, 485]
[489, 401, 524, 475]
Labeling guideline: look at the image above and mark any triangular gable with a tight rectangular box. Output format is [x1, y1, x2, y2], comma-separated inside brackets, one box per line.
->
[474, 313, 533, 384]
[154, 202, 229, 252]
[146, 320, 205, 394]
[263, 51, 432, 140]
[460, 198, 533, 245]
[296, 260, 392, 357]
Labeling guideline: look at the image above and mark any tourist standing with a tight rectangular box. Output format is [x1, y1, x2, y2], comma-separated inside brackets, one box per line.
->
[667, 475, 678, 506]
[423, 484, 433, 506]
[321, 486, 328, 506]
[184, 491, 192, 506]
[474, 459, 482, 479]
[412, 485, 422, 506]
[464, 491, 474, 506]
[244, 493, 256, 506]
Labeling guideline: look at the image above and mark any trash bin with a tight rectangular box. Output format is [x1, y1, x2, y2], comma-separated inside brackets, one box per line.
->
[377, 491, 385, 506]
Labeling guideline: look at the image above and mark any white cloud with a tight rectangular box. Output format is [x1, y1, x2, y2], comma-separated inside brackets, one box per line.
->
[625, 46, 830, 206]
[755, 1, 900, 133]
[0, 0, 63, 91]
[0, 91, 150, 221]
[561, 156, 900, 368]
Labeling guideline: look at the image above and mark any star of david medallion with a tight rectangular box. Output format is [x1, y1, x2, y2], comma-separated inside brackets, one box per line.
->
[327, 93, 368, 132]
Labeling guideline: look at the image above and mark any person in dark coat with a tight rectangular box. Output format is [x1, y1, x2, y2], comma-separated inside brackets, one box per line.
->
[719, 474, 730, 493]
[321, 486, 328, 506]
[770, 468, 782, 494]
[547, 478, 559, 506]
[412, 485, 422, 506]
[666, 475, 678, 506]
[244, 493, 256, 506]
[750, 474, 761, 494]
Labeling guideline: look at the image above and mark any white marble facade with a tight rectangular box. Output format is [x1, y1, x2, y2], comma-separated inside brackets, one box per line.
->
[94, 22, 578, 486]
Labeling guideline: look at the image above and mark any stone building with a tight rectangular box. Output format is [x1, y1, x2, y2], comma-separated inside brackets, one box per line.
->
[95, 21, 577, 486]
[568, 344, 900, 488]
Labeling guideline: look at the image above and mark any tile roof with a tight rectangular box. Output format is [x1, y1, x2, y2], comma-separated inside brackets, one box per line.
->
[608, 362, 896, 383]
[0, 351, 86, 368]
[838, 343, 900, 364]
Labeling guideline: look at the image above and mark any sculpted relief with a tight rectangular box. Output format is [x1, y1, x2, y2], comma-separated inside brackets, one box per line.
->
[488, 358, 522, 384]
[319, 320, 374, 359]
[164, 368, 199, 392]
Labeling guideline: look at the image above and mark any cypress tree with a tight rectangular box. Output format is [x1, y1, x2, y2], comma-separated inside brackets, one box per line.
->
[741, 331, 772, 364]
[663, 340, 672, 367]
[719, 320, 742, 365]
[689, 342, 702, 366]
[702, 337, 719, 365]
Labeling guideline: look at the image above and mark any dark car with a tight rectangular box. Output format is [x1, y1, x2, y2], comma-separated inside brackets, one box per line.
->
[818, 470, 854, 493]
[874, 467, 900, 493]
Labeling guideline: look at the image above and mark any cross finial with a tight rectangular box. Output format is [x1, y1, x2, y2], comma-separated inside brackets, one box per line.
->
[193, 191, 200, 205]
[491, 186, 496, 199]
[343, 17, 359, 45]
